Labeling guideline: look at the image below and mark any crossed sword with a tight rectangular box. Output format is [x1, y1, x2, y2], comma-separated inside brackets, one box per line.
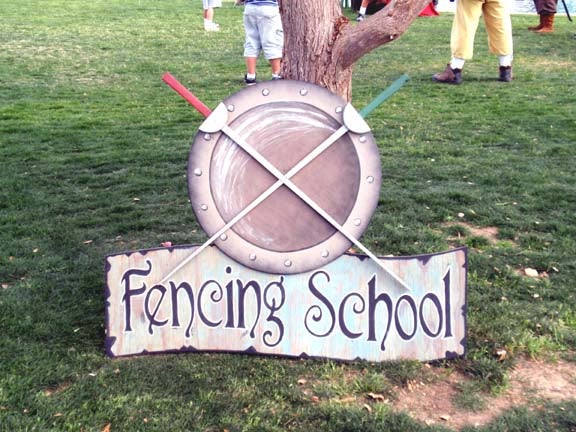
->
[161, 73, 412, 291]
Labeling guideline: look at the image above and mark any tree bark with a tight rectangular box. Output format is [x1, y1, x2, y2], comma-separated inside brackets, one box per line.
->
[279, 0, 431, 101]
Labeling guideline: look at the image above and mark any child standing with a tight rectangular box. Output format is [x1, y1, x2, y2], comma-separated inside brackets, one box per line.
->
[242, 0, 284, 85]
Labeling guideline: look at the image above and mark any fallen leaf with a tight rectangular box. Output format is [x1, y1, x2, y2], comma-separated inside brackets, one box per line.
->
[83, 240, 93, 244]
[161, 241, 172, 248]
[33, 248, 39, 253]
[54, 412, 63, 417]
[524, 268, 539, 277]
[457, 212, 465, 218]
[311, 396, 320, 403]
[133, 197, 140, 202]
[102, 424, 111, 432]
[2, 284, 8, 289]
[367, 392, 387, 402]
[495, 348, 507, 361]
[439, 414, 451, 421]
[363, 404, 373, 413]
[297, 378, 307, 385]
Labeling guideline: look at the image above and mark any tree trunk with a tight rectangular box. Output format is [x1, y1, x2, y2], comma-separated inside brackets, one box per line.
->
[279, 0, 432, 101]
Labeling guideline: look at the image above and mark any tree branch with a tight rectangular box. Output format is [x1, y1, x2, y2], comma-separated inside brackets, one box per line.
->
[336, 0, 432, 69]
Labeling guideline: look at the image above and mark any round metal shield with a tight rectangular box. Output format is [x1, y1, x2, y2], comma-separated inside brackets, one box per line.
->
[188, 80, 381, 274]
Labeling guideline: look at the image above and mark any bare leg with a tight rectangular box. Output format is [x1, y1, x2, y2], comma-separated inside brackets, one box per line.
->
[203, 7, 219, 31]
[269, 58, 281, 76]
[245, 57, 257, 75]
[357, 0, 370, 20]
[203, 8, 214, 21]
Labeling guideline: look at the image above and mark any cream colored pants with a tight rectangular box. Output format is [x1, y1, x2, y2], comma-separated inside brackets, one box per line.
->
[451, 0, 513, 60]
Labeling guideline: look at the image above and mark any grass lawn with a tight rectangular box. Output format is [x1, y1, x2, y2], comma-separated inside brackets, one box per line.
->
[1, 1, 575, 430]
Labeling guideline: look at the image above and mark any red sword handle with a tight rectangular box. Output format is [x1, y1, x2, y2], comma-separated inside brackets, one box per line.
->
[162, 72, 212, 118]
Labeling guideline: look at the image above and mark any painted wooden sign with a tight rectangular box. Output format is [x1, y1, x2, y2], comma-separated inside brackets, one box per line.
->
[105, 245, 466, 361]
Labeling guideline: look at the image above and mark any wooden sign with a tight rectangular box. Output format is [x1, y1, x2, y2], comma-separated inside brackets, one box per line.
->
[105, 245, 466, 362]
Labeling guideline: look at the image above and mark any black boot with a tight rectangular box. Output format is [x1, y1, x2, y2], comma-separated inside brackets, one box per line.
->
[498, 66, 512, 82]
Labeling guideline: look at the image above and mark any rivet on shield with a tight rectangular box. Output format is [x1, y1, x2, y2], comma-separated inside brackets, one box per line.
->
[262, 88, 270, 96]
[193, 168, 203, 176]
[227, 104, 235, 112]
[203, 133, 211, 141]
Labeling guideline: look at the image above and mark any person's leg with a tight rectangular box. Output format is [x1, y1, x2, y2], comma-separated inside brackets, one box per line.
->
[243, 6, 262, 84]
[245, 57, 258, 76]
[483, 0, 513, 59]
[534, 0, 557, 32]
[432, 0, 482, 84]
[528, 0, 544, 29]
[356, 0, 371, 21]
[203, 0, 221, 31]
[482, 0, 513, 81]
[203, 8, 213, 21]
[259, 6, 284, 78]
[450, 0, 483, 62]
[268, 58, 281, 78]
[535, 13, 555, 32]
[245, 56, 258, 85]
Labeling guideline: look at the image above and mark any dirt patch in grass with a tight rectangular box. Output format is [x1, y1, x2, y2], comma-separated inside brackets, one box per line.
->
[443, 222, 501, 245]
[393, 358, 576, 430]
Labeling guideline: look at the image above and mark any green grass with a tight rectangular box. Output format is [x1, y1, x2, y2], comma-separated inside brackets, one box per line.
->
[1, 1, 575, 430]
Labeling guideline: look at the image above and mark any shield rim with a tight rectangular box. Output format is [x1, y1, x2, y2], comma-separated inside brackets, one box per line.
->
[188, 80, 382, 274]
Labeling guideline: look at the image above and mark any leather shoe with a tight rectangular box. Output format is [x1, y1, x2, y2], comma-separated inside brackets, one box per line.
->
[432, 64, 462, 85]
[498, 66, 512, 82]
